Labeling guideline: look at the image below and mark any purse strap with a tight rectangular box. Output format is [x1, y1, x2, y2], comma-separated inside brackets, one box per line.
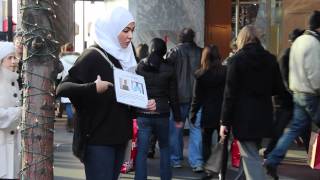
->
[89, 47, 115, 69]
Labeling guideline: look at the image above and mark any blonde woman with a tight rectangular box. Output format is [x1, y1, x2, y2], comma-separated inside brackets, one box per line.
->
[219, 25, 284, 180]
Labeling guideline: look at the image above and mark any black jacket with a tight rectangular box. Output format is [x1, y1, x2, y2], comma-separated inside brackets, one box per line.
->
[190, 66, 227, 128]
[56, 45, 134, 145]
[273, 47, 293, 109]
[136, 59, 181, 121]
[220, 43, 285, 140]
[166, 42, 202, 103]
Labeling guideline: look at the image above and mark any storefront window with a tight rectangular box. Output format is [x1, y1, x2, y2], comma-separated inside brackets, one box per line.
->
[232, 0, 282, 55]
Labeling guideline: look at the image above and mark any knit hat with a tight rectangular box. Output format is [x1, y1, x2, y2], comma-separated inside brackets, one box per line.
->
[0, 41, 15, 62]
[309, 10, 320, 30]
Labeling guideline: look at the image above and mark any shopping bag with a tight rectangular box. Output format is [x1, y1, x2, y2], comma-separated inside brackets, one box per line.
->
[307, 131, 320, 169]
[231, 139, 240, 168]
[121, 119, 139, 173]
[205, 137, 226, 173]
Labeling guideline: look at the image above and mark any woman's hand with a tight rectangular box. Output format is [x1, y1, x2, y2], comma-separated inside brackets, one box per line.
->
[146, 99, 156, 111]
[175, 121, 184, 129]
[219, 125, 228, 138]
[95, 75, 113, 93]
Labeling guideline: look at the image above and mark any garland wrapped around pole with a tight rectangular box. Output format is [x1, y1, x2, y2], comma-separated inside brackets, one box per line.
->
[19, 0, 62, 179]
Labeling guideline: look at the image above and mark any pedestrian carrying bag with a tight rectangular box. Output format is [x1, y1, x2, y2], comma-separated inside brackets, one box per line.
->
[72, 47, 115, 162]
[307, 131, 320, 169]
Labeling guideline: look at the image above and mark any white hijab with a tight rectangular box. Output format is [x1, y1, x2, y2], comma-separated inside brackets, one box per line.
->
[92, 7, 137, 71]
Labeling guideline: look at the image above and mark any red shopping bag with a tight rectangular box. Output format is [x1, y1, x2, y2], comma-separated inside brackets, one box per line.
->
[231, 139, 240, 168]
[121, 119, 139, 173]
[307, 131, 320, 169]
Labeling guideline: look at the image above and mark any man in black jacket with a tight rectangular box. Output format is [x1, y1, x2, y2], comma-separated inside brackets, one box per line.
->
[166, 28, 204, 172]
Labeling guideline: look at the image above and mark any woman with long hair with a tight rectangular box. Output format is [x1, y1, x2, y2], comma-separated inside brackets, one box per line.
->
[219, 25, 284, 180]
[189, 44, 227, 178]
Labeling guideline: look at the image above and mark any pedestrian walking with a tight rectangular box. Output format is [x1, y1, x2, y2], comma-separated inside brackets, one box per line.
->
[190, 44, 226, 162]
[135, 37, 183, 180]
[219, 25, 285, 180]
[263, 28, 305, 159]
[166, 28, 204, 172]
[189, 44, 227, 179]
[265, 10, 320, 180]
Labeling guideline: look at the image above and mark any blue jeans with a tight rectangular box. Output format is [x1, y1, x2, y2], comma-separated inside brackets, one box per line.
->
[169, 103, 203, 167]
[266, 93, 320, 166]
[84, 144, 126, 180]
[135, 117, 171, 180]
[65, 103, 73, 123]
[188, 108, 203, 167]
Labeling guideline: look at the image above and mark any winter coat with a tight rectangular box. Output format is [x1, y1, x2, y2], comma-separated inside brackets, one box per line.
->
[289, 30, 320, 95]
[166, 42, 202, 103]
[136, 59, 181, 121]
[220, 43, 285, 141]
[0, 67, 22, 179]
[190, 65, 227, 128]
[56, 45, 134, 145]
[273, 47, 293, 110]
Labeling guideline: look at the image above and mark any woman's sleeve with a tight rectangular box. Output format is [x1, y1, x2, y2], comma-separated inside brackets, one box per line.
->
[56, 75, 96, 98]
[189, 79, 202, 124]
[56, 50, 98, 98]
[0, 107, 21, 129]
[220, 58, 239, 127]
[168, 71, 182, 122]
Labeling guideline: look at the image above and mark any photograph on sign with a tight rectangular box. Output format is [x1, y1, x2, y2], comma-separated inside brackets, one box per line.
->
[113, 68, 148, 109]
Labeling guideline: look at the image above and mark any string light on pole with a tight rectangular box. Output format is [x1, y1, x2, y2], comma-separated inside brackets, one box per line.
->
[19, 0, 62, 179]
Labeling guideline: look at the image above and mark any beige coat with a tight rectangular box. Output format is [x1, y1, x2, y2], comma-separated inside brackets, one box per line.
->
[0, 67, 22, 179]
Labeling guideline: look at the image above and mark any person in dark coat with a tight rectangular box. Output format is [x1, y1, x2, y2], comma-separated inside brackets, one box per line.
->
[219, 25, 285, 180]
[135, 43, 149, 63]
[166, 28, 204, 170]
[134, 38, 183, 180]
[56, 7, 156, 180]
[263, 28, 305, 158]
[189, 44, 226, 162]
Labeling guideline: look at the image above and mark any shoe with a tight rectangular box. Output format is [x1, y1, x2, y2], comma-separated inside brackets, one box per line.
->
[201, 170, 218, 180]
[172, 164, 182, 168]
[264, 163, 279, 180]
[192, 166, 204, 173]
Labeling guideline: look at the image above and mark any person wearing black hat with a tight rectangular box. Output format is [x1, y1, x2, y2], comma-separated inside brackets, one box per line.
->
[135, 38, 182, 180]
[265, 10, 320, 180]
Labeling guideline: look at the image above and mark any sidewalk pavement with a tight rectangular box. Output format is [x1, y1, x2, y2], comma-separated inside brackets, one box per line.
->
[54, 117, 320, 180]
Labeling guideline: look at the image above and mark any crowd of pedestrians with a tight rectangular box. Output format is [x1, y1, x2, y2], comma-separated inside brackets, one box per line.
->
[1, 5, 320, 180]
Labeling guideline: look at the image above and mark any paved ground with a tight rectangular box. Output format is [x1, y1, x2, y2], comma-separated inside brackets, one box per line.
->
[54, 117, 320, 180]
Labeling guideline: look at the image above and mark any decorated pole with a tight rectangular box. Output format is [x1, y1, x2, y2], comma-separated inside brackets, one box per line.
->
[19, 0, 62, 179]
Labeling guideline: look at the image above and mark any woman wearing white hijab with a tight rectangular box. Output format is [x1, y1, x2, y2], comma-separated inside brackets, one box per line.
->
[56, 7, 156, 180]
[0, 42, 22, 179]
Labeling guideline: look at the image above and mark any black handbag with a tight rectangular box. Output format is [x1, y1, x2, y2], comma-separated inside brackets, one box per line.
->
[204, 137, 227, 173]
[72, 113, 88, 163]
